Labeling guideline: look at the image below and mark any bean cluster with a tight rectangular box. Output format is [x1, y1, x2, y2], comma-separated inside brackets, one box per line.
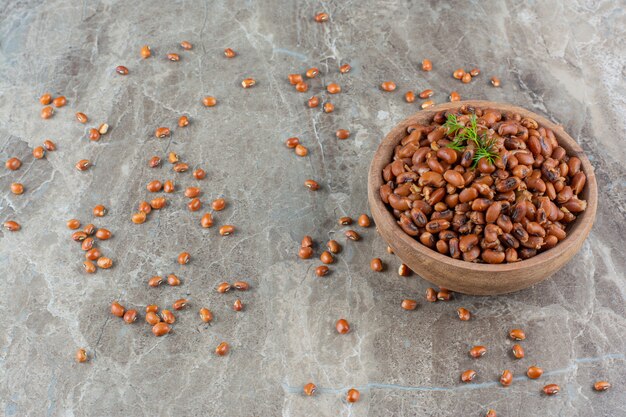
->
[380, 105, 588, 263]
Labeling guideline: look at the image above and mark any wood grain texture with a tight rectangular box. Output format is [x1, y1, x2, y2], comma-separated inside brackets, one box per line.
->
[368, 101, 598, 295]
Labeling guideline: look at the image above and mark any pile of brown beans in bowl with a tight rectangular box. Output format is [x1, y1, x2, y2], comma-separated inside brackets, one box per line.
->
[380, 105, 588, 263]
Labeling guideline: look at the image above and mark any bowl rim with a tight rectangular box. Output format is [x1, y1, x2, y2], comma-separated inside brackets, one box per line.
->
[368, 100, 598, 272]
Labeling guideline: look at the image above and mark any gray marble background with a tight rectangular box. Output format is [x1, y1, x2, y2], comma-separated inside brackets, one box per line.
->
[0, 1, 625, 416]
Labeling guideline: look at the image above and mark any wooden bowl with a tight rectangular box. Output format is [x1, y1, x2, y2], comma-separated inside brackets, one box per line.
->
[368, 101, 598, 295]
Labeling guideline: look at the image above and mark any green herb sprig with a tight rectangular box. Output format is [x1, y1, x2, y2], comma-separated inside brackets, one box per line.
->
[443, 114, 498, 167]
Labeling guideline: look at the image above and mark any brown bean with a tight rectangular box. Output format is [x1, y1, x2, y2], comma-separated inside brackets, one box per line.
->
[83, 261, 96, 273]
[422, 59, 432, 71]
[76, 112, 88, 123]
[327, 240, 341, 254]
[203, 96, 217, 107]
[146, 311, 160, 325]
[401, 299, 417, 310]
[461, 370, 476, 382]
[97, 257, 113, 269]
[358, 214, 371, 227]
[398, 263, 412, 277]
[111, 301, 125, 317]
[469, 346, 487, 358]
[527, 366, 543, 379]
[320, 251, 334, 264]
[335, 319, 350, 334]
[41, 106, 54, 119]
[178, 252, 190, 265]
[6, 157, 22, 170]
[304, 179, 320, 190]
[405, 91, 416, 103]
[346, 388, 360, 403]
[370, 258, 383, 271]
[43, 139, 56, 151]
[173, 298, 188, 310]
[336, 129, 350, 140]
[140, 45, 151, 58]
[443, 170, 464, 187]
[303, 382, 317, 396]
[180, 40, 192, 50]
[215, 341, 230, 356]
[593, 381, 611, 392]
[298, 246, 313, 259]
[199, 308, 213, 323]
[500, 370, 513, 387]
[419, 89, 434, 99]
[543, 384, 560, 395]
[512, 344, 525, 359]
[123, 309, 138, 324]
[380, 81, 396, 91]
[509, 329, 526, 340]
[219, 225, 235, 236]
[132, 212, 147, 224]
[212, 198, 226, 211]
[148, 276, 163, 287]
[345, 230, 360, 241]
[241, 78, 256, 88]
[167, 53, 180, 61]
[167, 274, 181, 286]
[437, 289, 452, 301]
[187, 198, 202, 212]
[491, 76, 501, 87]
[161, 309, 175, 324]
[294, 144, 309, 157]
[315, 265, 330, 277]
[193, 168, 206, 180]
[457, 307, 471, 321]
[152, 322, 170, 337]
[426, 288, 437, 302]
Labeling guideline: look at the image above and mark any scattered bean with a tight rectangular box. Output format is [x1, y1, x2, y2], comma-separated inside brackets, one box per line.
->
[39, 93, 52, 105]
[422, 59, 432, 71]
[178, 252, 190, 264]
[199, 308, 213, 323]
[336, 129, 350, 139]
[224, 48, 236, 58]
[76, 112, 88, 123]
[6, 157, 21, 170]
[241, 78, 256, 88]
[217, 282, 231, 293]
[469, 345, 487, 358]
[140, 45, 151, 58]
[233, 299, 244, 311]
[115, 65, 129, 75]
[123, 309, 138, 323]
[345, 230, 360, 241]
[381, 81, 396, 92]
[457, 307, 471, 321]
[303, 382, 317, 396]
[167, 53, 180, 61]
[93, 205, 106, 217]
[314, 12, 328, 22]
[304, 179, 320, 190]
[167, 274, 181, 286]
[111, 301, 125, 317]
[346, 388, 360, 403]
[593, 381, 611, 392]
[509, 329, 526, 341]
[203, 96, 217, 107]
[215, 341, 230, 356]
[315, 265, 329, 277]
[76, 348, 88, 363]
[41, 106, 54, 119]
[398, 263, 412, 276]
[152, 322, 171, 336]
[212, 198, 226, 211]
[173, 298, 188, 310]
[323, 102, 334, 113]
[401, 299, 417, 310]
[512, 344, 525, 359]
[461, 370, 477, 382]
[335, 319, 350, 334]
[307, 96, 319, 107]
[405, 91, 416, 103]
[327, 83, 341, 94]
[340, 63, 351, 73]
[370, 258, 383, 271]
[543, 384, 560, 395]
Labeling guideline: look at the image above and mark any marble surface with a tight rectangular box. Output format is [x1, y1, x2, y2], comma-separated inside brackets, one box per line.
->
[0, 1, 625, 416]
